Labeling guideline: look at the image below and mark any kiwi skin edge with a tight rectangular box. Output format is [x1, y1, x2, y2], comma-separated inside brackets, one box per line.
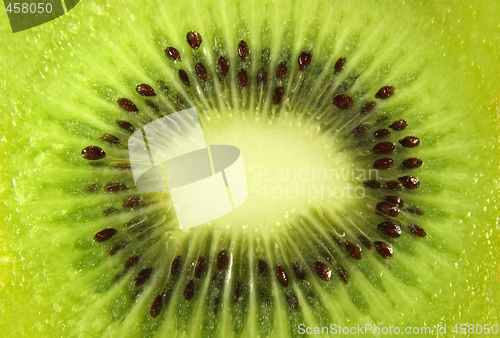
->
[1, 0, 500, 337]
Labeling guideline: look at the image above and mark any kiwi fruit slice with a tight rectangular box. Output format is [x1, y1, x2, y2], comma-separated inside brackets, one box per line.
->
[1, 1, 499, 337]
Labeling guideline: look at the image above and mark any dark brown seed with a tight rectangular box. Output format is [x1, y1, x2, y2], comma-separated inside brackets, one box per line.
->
[165, 47, 181, 61]
[373, 158, 394, 169]
[386, 181, 402, 190]
[150, 295, 163, 318]
[257, 68, 267, 87]
[374, 241, 393, 258]
[273, 87, 284, 105]
[102, 134, 120, 144]
[358, 235, 372, 248]
[186, 31, 202, 50]
[213, 297, 220, 314]
[334, 57, 346, 73]
[276, 264, 289, 287]
[399, 136, 420, 148]
[375, 85, 395, 99]
[233, 282, 242, 303]
[258, 259, 268, 276]
[238, 69, 248, 87]
[409, 225, 427, 237]
[116, 120, 135, 132]
[135, 267, 153, 286]
[293, 263, 306, 281]
[276, 62, 287, 79]
[145, 100, 159, 113]
[399, 175, 420, 189]
[373, 142, 395, 154]
[360, 101, 376, 114]
[298, 51, 312, 71]
[364, 180, 381, 189]
[136, 84, 156, 96]
[408, 207, 425, 215]
[124, 255, 141, 269]
[117, 98, 138, 112]
[377, 221, 402, 238]
[402, 158, 423, 169]
[353, 124, 368, 136]
[108, 242, 126, 255]
[313, 261, 331, 281]
[184, 280, 196, 301]
[123, 197, 141, 208]
[178, 69, 190, 86]
[385, 195, 404, 208]
[217, 249, 228, 271]
[102, 207, 117, 216]
[389, 119, 408, 131]
[171, 256, 182, 275]
[81, 146, 106, 160]
[374, 129, 390, 138]
[376, 201, 399, 216]
[218, 56, 229, 77]
[238, 40, 249, 61]
[345, 241, 361, 260]
[93, 228, 117, 242]
[332, 94, 354, 109]
[194, 257, 206, 279]
[286, 292, 299, 311]
[105, 182, 127, 192]
[337, 266, 349, 284]
[195, 63, 207, 81]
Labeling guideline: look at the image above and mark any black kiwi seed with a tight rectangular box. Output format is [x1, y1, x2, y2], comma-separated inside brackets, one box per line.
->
[135, 267, 153, 286]
[373, 241, 393, 258]
[376, 201, 399, 217]
[373, 158, 394, 169]
[145, 99, 159, 112]
[358, 234, 372, 248]
[313, 261, 332, 281]
[238, 40, 249, 61]
[258, 259, 268, 276]
[360, 101, 376, 114]
[81, 146, 106, 160]
[402, 158, 423, 169]
[345, 241, 361, 260]
[384, 195, 404, 208]
[195, 62, 208, 81]
[116, 120, 135, 132]
[298, 50, 312, 71]
[150, 295, 163, 318]
[293, 262, 306, 281]
[257, 68, 267, 87]
[386, 180, 403, 190]
[389, 119, 408, 131]
[194, 257, 206, 279]
[85, 183, 99, 192]
[108, 242, 126, 256]
[353, 124, 368, 136]
[399, 136, 420, 148]
[374, 128, 390, 138]
[93, 228, 117, 242]
[136, 84, 156, 96]
[233, 282, 242, 303]
[375, 85, 395, 99]
[124, 255, 141, 269]
[122, 197, 142, 208]
[186, 31, 202, 50]
[332, 94, 354, 109]
[178, 69, 190, 86]
[337, 266, 349, 284]
[117, 98, 139, 112]
[334, 57, 345, 73]
[377, 221, 402, 238]
[102, 134, 120, 144]
[364, 180, 381, 189]
[102, 207, 117, 216]
[398, 175, 420, 189]
[409, 225, 427, 237]
[273, 87, 284, 105]
[372, 141, 395, 154]
[408, 207, 425, 216]
[276, 264, 289, 287]
[165, 47, 181, 61]
[104, 182, 127, 192]
[217, 249, 228, 271]
[238, 69, 248, 87]
[171, 256, 182, 274]
[276, 62, 287, 79]
[218, 56, 229, 77]
[184, 280, 196, 301]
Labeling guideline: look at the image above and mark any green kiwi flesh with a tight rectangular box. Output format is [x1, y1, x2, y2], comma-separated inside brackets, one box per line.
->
[1, 1, 500, 337]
